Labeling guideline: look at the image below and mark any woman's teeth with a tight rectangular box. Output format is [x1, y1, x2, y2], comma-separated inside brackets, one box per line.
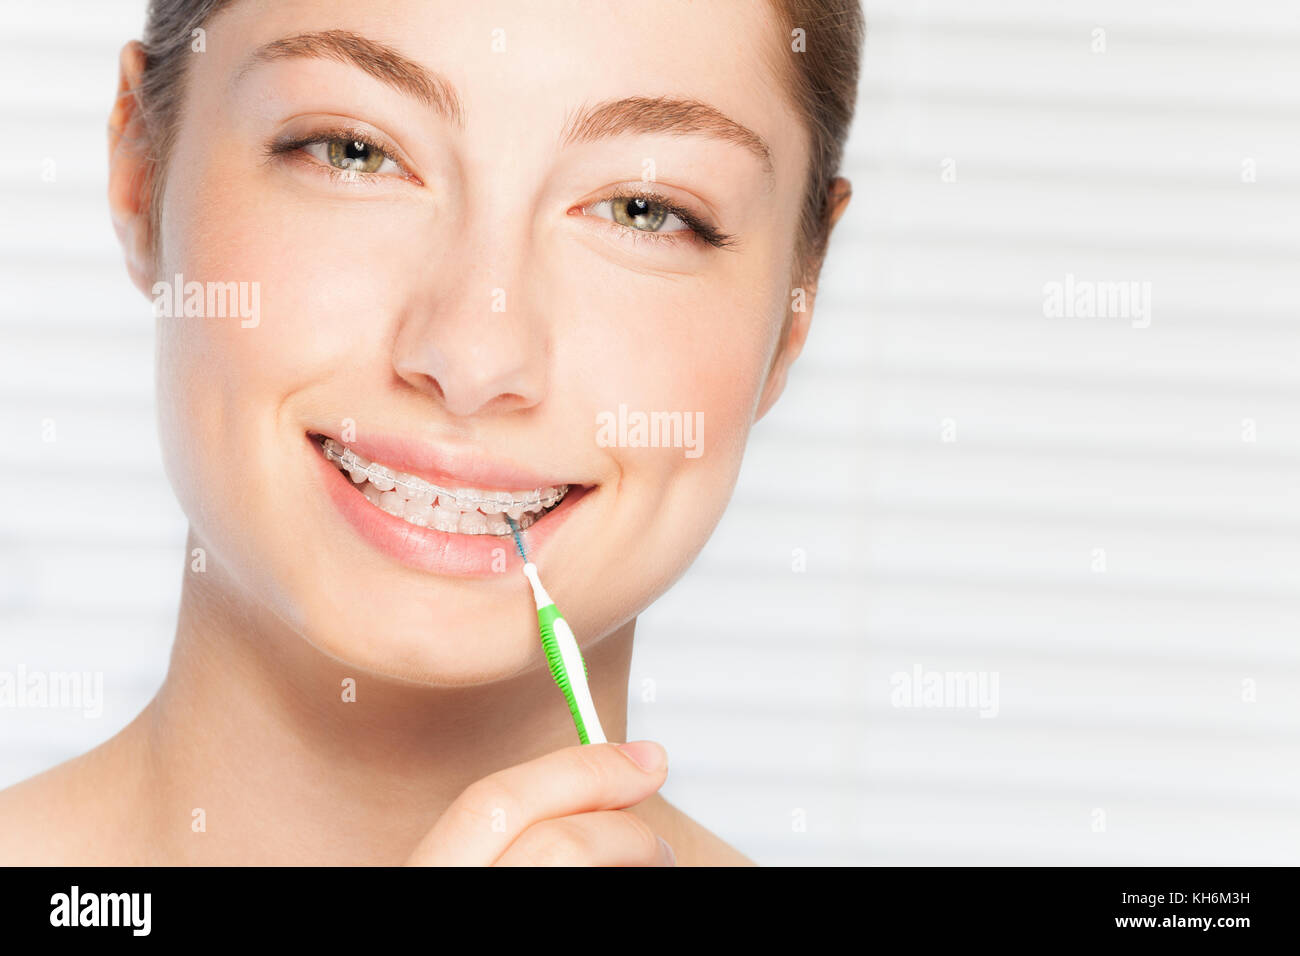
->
[317, 437, 568, 536]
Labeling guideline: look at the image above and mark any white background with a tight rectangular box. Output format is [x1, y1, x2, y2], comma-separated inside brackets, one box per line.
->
[2, 0, 1298, 865]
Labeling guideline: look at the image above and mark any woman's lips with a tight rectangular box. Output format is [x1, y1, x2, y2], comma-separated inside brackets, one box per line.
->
[307, 433, 590, 577]
[316, 435, 566, 529]
[322, 428, 566, 493]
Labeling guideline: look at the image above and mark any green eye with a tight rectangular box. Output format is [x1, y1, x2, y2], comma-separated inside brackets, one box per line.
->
[268, 127, 413, 182]
[325, 138, 390, 174]
[579, 190, 736, 248]
[610, 196, 669, 232]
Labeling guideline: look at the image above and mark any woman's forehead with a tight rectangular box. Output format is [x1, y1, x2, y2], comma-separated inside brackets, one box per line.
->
[205, 0, 803, 178]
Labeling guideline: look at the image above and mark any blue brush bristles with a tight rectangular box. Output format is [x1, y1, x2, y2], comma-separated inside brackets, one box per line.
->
[505, 515, 528, 561]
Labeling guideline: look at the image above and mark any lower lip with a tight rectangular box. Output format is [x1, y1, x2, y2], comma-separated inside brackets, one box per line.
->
[308, 435, 590, 577]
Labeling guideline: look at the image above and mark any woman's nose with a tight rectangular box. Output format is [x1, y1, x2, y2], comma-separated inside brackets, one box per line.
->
[391, 269, 548, 419]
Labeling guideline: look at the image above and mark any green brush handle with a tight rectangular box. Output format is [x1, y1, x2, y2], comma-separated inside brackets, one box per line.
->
[537, 605, 592, 744]
[519, 558, 605, 745]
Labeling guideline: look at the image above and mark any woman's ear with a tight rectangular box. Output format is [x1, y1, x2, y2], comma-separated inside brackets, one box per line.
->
[107, 40, 157, 298]
[754, 177, 853, 422]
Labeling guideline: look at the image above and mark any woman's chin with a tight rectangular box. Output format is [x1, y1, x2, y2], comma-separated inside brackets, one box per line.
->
[293, 596, 543, 688]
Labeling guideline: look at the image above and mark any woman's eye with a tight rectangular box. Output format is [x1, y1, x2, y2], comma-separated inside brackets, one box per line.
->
[590, 196, 689, 234]
[304, 137, 400, 176]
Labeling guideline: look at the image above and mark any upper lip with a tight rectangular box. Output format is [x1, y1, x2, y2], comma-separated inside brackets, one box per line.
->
[309, 429, 578, 494]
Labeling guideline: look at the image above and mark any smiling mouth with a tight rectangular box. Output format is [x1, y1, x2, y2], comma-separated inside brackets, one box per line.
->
[312, 435, 571, 536]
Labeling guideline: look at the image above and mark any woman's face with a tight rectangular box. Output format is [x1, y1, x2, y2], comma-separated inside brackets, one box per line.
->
[148, 0, 809, 684]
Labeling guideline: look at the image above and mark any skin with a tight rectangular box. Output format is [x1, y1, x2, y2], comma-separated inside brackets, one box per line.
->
[0, 0, 850, 865]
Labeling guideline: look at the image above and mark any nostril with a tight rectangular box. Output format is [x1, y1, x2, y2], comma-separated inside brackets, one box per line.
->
[393, 336, 545, 417]
[416, 373, 446, 402]
[393, 340, 451, 399]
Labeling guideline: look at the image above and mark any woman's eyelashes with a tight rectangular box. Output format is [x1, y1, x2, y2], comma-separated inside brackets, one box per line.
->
[578, 190, 736, 250]
[265, 134, 734, 251]
[266, 129, 417, 184]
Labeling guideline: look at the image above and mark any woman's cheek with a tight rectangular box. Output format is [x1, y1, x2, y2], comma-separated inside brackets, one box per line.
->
[573, 267, 771, 418]
[578, 276, 770, 529]
[150, 161, 391, 573]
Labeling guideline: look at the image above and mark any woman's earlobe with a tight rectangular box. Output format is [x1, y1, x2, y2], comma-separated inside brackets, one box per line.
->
[826, 177, 852, 231]
[107, 40, 156, 297]
[754, 302, 813, 422]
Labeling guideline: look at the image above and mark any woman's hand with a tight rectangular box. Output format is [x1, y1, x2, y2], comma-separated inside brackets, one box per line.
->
[403, 741, 675, 866]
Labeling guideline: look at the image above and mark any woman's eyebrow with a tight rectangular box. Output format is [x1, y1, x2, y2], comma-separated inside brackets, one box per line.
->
[561, 96, 774, 178]
[236, 29, 465, 126]
[236, 31, 773, 179]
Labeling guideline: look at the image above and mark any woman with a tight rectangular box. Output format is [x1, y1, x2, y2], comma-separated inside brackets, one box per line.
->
[0, 0, 861, 865]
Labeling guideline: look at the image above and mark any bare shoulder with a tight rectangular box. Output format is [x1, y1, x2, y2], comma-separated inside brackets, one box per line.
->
[632, 794, 758, 866]
[0, 734, 145, 866]
[0, 758, 87, 864]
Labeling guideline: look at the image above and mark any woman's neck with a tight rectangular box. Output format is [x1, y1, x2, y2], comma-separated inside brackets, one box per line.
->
[125, 552, 636, 864]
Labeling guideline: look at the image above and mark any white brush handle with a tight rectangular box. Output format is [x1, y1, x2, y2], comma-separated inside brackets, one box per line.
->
[550, 614, 606, 745]
[523, 562, 607, 744]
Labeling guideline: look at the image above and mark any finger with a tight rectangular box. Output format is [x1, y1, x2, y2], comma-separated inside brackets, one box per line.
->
[496, 810, 676, 867]
[404, 740, 668, 865]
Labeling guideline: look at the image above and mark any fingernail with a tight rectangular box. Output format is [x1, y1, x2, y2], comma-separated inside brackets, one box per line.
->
[616, 740, 667, 773]
[658, 836, 677, 866]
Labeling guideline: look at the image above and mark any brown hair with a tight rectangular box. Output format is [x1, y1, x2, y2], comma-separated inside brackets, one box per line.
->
[763, 0, 864, 284]
[135, 0, 863, 285]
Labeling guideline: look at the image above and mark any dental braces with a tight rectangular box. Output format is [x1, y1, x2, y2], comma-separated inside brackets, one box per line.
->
[318, 437, 568, 512]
